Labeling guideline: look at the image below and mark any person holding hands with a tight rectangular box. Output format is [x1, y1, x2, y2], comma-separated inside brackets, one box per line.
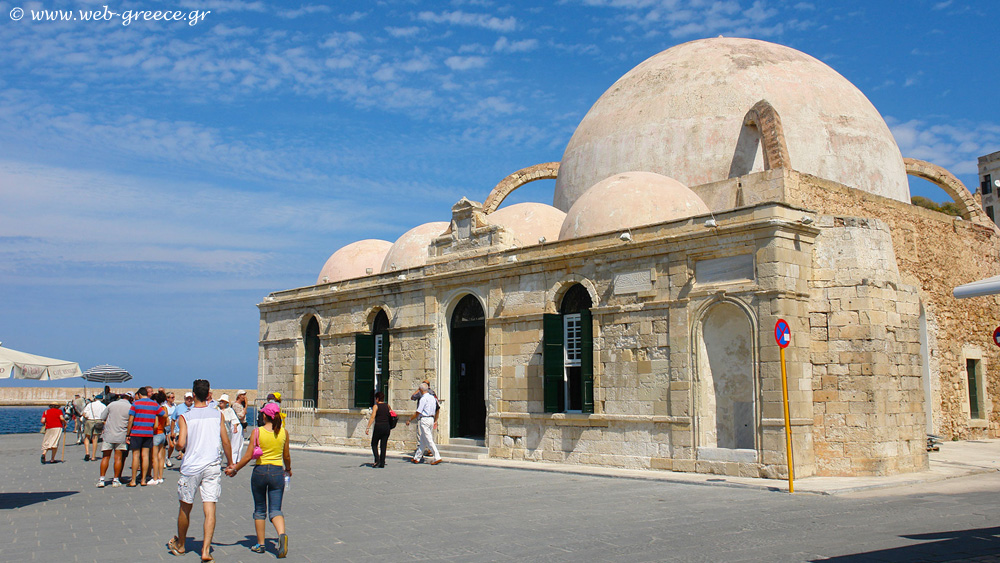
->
[227, 402, 291, 558]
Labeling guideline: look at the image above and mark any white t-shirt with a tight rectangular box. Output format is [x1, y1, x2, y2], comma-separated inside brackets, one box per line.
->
[180, 406, 223, 476]
[82, 401, 106, 420]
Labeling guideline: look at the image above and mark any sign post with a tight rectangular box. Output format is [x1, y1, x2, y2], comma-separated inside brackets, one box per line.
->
[774, 318, 794, 493]
[992, 326, 1000, 348]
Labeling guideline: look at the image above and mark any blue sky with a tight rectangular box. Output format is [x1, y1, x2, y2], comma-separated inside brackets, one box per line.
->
[1, 0, 998, 390]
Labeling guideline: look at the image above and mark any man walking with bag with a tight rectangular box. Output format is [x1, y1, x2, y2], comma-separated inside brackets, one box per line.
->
[167, 379, 235, 561]
[405, 383, 442, 465]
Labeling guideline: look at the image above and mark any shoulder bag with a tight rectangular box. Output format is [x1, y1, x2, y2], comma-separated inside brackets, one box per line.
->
[251, 427, 263, 460]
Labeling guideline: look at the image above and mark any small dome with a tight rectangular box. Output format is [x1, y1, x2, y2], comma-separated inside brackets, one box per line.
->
[380, 222, 449, 273]
[559, 172, 709, 239]
[555, 37, 909, 210]
[487, 203, 566, 246]
[317, 239, 393, 284]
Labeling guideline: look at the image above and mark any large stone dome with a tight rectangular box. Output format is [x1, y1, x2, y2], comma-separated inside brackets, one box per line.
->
[487, 203, 566, 246]
[380, 222, 449, 273]
[559, 171, 709, 239]
[317, 239, 392, 284]
[554, 37, 910, 211]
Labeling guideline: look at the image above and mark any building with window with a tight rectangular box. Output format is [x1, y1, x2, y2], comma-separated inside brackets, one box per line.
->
[258, 38, 1000, 479]
[979, 150, 1000, 224]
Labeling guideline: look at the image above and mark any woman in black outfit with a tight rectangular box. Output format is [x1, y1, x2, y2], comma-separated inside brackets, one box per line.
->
[365, 391, 391, 468]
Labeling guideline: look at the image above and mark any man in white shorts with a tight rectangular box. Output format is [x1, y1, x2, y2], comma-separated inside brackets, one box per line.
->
[97, 394, 132, 488]
[167, 379, 234, 561]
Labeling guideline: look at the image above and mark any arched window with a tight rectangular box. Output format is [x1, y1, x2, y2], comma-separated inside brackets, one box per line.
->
[543, 284, 594, 413]
[303, 317, 320, 407]
[354, 309, 389, 408]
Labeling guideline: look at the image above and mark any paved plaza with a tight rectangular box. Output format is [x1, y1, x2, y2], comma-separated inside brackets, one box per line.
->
[3, 432, 1000, 562]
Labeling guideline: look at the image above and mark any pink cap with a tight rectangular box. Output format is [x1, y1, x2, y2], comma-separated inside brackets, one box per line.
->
[261, 402, 280, 418]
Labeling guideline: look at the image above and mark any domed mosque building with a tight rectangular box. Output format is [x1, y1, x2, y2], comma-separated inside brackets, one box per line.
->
[259, 38, 1000, 478]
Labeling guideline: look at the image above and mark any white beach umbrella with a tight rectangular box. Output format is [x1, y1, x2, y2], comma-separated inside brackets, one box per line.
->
[0, 345, 82, 380]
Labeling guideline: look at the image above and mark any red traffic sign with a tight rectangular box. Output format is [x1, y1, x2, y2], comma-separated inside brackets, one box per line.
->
[775, 319, 791, 348]
[993, 326, 1000, 348]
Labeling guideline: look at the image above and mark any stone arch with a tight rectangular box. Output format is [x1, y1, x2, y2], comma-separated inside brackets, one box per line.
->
[693, 297, 759, 455]
[904, 157, 993, 228]
[363, 304, 394, 331]
[742, 100, 791, 171]
[483, 162, 560, 214]
[548, 275, 600, 314]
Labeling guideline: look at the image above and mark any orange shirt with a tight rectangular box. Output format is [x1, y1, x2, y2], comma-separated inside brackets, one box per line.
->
[154, 405, 168, 434]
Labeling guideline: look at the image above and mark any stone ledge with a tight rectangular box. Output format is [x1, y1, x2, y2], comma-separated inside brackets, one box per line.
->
[494, 412, 691, 425]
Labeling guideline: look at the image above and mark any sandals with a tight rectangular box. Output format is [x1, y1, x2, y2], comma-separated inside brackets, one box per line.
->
[277, 533, 288, 558]
[166, 536, 185, 556]
[250, 543, 265, 553]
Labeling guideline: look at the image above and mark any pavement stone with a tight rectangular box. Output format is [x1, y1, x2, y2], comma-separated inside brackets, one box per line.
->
[4, 433, 1000, 562]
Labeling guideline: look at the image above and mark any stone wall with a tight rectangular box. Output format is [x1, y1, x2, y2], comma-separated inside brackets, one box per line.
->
[808, 217, 926, 476]
[786, 170, 1000, 441]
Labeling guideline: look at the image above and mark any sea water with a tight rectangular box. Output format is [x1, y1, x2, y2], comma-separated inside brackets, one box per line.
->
[0, 406, 51, 434]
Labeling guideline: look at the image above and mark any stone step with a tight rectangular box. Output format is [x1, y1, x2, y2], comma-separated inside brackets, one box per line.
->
[437, 448, 488, 460]
[438, 438, 488, 460]
[438, 443, 488, 454]
[448, 437, 486, 447]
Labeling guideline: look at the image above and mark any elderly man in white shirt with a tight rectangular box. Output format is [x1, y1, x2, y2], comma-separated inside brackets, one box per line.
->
[405, 383, 442, 465]
[81, 398, 107, 462]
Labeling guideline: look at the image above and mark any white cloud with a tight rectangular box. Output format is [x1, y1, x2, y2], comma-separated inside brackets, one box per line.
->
[387, 26, 422, 38]
[417, 10, 517, 32]
[278, 5, 332, 19]
[178, 0, 267, 12]
[445, 55, 489, 70]
[890, 117, 1000, 178]
[320, 31, 365, 49]
[494, 36, 538, 53]
[339, 11, 367, 22]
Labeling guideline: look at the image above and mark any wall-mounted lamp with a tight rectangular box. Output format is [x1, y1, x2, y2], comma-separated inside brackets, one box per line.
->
[507, 255, 518, 262]
[704, 218, 718, 228]
[321, 276, 329, 283]
[330, 286, 339, 292]
[619, 231, 632, 242]
[538, 236, 546, 244]
[800, 215, 814, 225]
[365, 268, 373, 275]
[397, 274, 407, 281]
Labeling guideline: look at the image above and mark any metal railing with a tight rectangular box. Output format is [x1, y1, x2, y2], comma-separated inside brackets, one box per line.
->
[251, 398, 321, 446]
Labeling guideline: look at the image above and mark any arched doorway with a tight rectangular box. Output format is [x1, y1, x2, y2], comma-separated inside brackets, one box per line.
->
[373, 310, 390, 403]
[450, 294, 486, 438]
[697, 302, 756, 450]
[304, 317, 320, 406]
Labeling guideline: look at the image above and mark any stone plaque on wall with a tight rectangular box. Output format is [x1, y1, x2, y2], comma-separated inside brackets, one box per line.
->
[695, 254, 755, 285]
[614, 270, 653, 294]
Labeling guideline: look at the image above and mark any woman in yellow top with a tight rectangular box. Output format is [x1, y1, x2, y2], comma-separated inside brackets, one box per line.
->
[229, 402, 291, 558]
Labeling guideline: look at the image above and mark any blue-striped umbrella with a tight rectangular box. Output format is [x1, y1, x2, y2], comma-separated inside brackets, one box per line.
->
[81, 364, 133, 383]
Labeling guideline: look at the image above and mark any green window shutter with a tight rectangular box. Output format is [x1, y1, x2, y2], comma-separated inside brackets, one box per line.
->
[543, 313, 564, 413]
[379, 332, 390, 396]
[580, 308, 594, 414]
[355, 333, 375, 408]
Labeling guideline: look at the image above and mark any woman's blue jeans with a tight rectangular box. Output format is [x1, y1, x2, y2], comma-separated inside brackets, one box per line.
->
[250, 464, 285, 521]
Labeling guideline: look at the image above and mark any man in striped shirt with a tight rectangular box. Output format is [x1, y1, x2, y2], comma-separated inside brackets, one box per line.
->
[126, 386, 165, 487]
